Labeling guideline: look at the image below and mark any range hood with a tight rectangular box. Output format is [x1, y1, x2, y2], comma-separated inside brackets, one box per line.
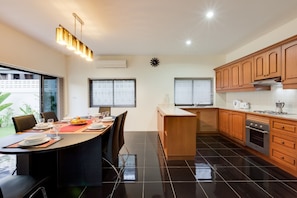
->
[251, 77, 281, 86]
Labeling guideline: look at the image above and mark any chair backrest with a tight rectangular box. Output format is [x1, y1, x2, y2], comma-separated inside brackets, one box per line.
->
[12, 115, 37, 132]
[40, 111, 58, 122]
[102, 112, 124, 165]
[119, 111, 128, 151]
[98, 107, 111, 114]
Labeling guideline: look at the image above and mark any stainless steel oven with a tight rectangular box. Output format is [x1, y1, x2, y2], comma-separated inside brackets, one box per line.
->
[245, 119, 269, 155]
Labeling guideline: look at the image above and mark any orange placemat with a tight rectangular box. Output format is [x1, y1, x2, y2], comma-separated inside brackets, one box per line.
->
[59, 120, 92, 132]
[4, 138, 61, 148]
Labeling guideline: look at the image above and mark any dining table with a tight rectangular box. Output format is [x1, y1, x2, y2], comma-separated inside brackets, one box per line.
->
[0, 118, 113, 188]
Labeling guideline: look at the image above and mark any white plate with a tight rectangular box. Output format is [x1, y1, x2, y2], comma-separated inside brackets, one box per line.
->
[102, 118, 114, 122]
[24, 134, 47, 143]
[87, 125, 106, 130]
[33, 125, 51, 130]
[61, 119, 71, 123]
[18, 137, 51, 147]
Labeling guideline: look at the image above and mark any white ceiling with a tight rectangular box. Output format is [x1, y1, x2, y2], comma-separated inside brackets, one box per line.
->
[1, 0, 297, 56]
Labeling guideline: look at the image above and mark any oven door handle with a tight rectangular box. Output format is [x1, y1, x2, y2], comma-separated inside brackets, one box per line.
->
[246, 126, 269, 134]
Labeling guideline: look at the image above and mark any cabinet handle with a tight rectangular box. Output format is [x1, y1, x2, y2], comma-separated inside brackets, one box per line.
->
[282, 126, 285, 129]
[282, 141, 285, 145]
[281, 156, 285, 160]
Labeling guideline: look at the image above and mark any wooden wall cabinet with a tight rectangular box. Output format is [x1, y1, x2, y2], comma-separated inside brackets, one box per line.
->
[282, 40, 297, 89]
[215, 67, 230, 91]
[218, 109, 245, 145]
[270, 118, 297, 172]
[254, 47, 281, 80]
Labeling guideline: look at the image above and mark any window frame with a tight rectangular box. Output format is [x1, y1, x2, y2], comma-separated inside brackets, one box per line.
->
[174, 77, 214, 106]
[89, 78, 136, 108]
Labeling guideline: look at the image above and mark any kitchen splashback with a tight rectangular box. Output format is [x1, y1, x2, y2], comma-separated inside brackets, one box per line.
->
[225, 84, 297, 113]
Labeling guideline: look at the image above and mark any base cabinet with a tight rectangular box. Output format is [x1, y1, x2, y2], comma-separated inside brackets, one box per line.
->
[219, 109, 245, 145]
[184, 108, 218, 134]
[157, 108, 196, 160]
[270, 118, 297, 172]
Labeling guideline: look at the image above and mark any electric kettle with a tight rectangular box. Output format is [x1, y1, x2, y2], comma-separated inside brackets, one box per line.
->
[233, 100, 241, 109]
[275, 101, 285, 113]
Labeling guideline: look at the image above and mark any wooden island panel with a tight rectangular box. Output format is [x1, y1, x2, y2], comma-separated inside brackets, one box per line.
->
[157, 106, 196, 160]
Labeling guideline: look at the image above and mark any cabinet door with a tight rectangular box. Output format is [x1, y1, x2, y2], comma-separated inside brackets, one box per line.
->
[215, 70, 222, 90]
[282, 40, 297, 88]
[229, 112, 245, 143]
[219, 110, 229, 136]
[222, 67, 230, 89]
[266, 47, 281, 78]
[254, 53, 265, 80]
[230, 63, 241, 88]
[199, 109, 218, 133]
[241, 58, 254, 88]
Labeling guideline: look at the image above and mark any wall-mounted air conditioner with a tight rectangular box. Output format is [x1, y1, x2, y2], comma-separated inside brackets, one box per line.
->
[96, 60, 127, 68]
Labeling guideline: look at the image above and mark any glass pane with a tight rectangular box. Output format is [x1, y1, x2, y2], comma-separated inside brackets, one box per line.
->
[42, 77, 58, 114]
[193, 79, 213, 105]
[92, 80, 113, 106]
[114, 80, 135, 106]
[175, 79, 193, 105]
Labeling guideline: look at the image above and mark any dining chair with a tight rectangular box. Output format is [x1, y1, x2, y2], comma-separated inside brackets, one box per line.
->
[119, 111, 128, 151]
[0, 175, 49, 198]
[101, 112, 124, 197]
[12, 114, 37, 132]
[98, 106, 111, 114]
[40, 111, 59, 122]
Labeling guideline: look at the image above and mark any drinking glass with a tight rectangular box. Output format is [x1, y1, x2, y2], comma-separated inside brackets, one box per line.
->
[52, 124, 62, 140]
[39, 118, 45, 123]
[47, 118, 54, 127]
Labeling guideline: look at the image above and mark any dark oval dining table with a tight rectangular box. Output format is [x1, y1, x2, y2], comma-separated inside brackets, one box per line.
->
[0, 122, 112, 188]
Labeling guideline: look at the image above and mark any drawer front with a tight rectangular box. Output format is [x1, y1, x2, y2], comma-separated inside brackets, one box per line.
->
[272, 135, 296, 150]
[271, 120, 297, 134]
[271, 149, 296, 167]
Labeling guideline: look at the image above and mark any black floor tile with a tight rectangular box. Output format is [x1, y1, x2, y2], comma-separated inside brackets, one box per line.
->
[197, 149, 220, 157]
[224, 156, 256, 167]
[172, 182, 207, 198]
[255, 181, 297, 198]
[168, 168, 196, 181]
[214, 149, 239, 157]
[204, 156, 233, 167]
[228, 182, 271, 198]
[215, 167, 250, 181]
[144, 182, 175, 198]
[200, 182, 239, 198]
[236, 166, 277, 181]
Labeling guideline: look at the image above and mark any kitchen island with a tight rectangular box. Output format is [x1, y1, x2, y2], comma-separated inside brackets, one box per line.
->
[157, 105, 196, 160]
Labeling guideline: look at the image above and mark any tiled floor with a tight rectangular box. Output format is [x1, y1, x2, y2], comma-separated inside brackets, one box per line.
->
[54, 131, 297, 198]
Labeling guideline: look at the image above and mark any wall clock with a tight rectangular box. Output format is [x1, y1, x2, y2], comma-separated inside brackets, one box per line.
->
[150, 57, 160, 67]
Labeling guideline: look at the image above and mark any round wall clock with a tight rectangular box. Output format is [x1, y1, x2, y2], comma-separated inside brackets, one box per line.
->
[150, 57, 160, 67]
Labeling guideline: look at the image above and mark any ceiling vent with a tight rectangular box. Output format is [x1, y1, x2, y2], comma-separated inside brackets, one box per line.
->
[96, 60, 127, 68]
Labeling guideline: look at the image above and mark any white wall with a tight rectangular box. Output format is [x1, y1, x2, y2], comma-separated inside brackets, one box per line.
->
[223, 16, 297, 113]
[67, 55, 225, 131]
[0, 22, 66, 77]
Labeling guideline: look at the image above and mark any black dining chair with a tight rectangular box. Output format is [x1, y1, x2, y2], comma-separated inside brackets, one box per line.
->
[118, 111, 128, 151]
[101, 112, 124, 197]
[12, 114, 37, 132]
[40, 111, 58, 122]
[0, 175, 49, 198]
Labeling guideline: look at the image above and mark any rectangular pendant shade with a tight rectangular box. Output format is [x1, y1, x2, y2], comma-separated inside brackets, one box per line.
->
[56, 24, 93, 61]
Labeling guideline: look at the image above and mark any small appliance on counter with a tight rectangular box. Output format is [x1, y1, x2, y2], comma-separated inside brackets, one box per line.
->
[240, 102, 250, 109]
[233, 100, 250, 109]
[232, 100, 241, 109]
[275, 101, 285, 113]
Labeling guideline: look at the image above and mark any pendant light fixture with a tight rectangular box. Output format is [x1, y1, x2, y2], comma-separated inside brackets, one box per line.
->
[56, 13, 93, 61]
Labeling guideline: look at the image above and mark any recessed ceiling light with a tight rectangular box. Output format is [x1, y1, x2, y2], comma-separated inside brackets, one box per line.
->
[186, 40, 192, 46]
[206, 11, 214, 19]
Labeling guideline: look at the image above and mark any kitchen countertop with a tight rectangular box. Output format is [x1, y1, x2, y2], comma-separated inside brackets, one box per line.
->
[158, 104, 297, 121]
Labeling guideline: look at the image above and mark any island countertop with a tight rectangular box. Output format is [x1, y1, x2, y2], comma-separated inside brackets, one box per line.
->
[157, 104, 196, 116]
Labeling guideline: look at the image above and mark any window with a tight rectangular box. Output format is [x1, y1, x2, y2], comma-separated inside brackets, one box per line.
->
[174, 78, 213, 106]
[89, 79, 136, 107]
